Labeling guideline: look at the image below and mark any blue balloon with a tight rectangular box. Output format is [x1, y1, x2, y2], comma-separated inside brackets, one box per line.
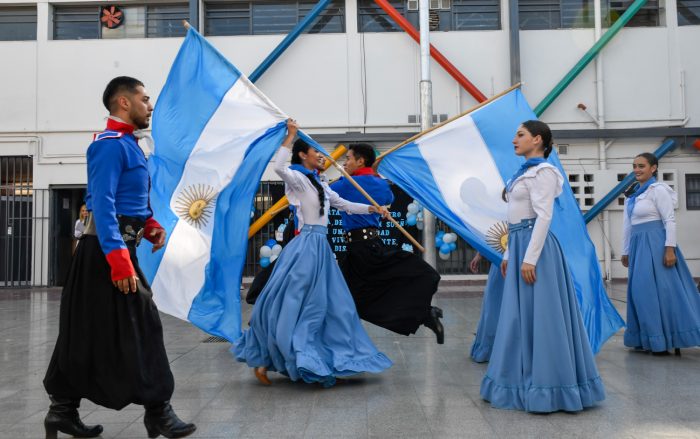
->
[436, 230, 446, 238]
[439, 243, 451, 254]
[449, 242, 457, 252]
[406, 214, 417, 226]
[435, 238, 444, 249]
[265, 239, 277, 247]
[260, 257, 271, 268]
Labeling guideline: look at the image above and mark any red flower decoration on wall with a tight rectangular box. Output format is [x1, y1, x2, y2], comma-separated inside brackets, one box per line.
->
[100, 6, 124, 29]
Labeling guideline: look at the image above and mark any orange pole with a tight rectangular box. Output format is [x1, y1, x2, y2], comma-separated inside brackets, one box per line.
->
[248, 145, 348, 239]
[372, 0, 487, 103]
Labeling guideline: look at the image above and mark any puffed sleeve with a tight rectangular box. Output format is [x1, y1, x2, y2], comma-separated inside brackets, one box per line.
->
[522, 167, 562, 265]
[86, 139, 135, 280]
[273, 146, 306, 192]
[654, 184, 677, 247]
[326, 183, 372, 215]
[621, 199, 631, 256]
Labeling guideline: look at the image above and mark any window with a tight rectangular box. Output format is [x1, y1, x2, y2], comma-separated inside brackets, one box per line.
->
[519, 0, 659, 29]
[686, 174, 700, 210]
[53, 4, 188, 40]
[678, 0, 700, 25]
[54, 6, 100, 40]
[0, 6, 37, 41]
[358, 0, 499, 32]
[204, 0, 345, 36]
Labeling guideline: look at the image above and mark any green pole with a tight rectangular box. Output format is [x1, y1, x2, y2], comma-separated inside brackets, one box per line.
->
[534, 0, 648, 117]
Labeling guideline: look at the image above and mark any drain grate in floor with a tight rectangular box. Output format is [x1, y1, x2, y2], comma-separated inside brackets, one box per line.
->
[202, 336, 229, 343]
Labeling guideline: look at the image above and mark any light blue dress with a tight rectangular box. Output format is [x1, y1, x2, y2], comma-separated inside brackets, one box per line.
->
[480, 164, 605, 413]
[623, 183, 700, 351]
[470, 264, 504, 363]
[232, 147, 392, 387]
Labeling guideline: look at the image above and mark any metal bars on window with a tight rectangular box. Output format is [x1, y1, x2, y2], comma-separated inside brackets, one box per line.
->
[0, 157, 49, 288]
[519, 0, 660, 29]
[53, 4, 188, 40]
[0, 6, 37, 41]
[204, 0, 345, 36]
[686, 174, 700, 210]
[678, 0, 700, 25]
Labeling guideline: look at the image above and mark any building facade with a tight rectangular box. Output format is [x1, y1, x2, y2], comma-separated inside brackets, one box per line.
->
[1, 0, 699, 286]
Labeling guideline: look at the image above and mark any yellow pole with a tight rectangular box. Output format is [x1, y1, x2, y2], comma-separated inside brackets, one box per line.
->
[248, 145, 348, 239]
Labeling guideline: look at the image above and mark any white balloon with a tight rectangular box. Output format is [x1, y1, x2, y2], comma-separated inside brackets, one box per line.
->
[271, 244, 283, 256]
[416, 222, 424, 230]
[442, 233, 454, 243]
[417, 211, 424, 220]
[449, 233, 458, 243]
[259, 246, 272, 258]
[407, 203, 419, 214]
[438, 251, 450, 260]
[270, 254, 278, 263]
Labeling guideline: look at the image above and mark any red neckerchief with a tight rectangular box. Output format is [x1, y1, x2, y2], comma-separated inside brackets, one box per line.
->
[106, 117, 135, 134]
[352, 167, 377, 177]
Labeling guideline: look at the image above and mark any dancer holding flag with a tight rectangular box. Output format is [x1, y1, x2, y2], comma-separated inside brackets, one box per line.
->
[233, 120, 393, 387]
[330, 143, 444, 343]
[480, 120, 605, 413]
[621, 152, 700, 354]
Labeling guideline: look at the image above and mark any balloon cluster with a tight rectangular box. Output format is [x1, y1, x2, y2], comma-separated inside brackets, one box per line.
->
[436, 231, 458, 261]
[406, 200, 425, 230]
[259, 238, 282, 268]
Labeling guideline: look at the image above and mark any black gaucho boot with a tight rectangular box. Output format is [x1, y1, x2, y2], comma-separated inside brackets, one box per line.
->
[44, 396, 103, 439]
[144, 402, 196, 438]
[423, 306, 445, 344]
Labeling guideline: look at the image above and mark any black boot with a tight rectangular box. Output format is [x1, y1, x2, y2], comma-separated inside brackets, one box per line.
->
[44, 396, 103, 439]
[144, 402, 196, 438]
[423, 306, 445, 344]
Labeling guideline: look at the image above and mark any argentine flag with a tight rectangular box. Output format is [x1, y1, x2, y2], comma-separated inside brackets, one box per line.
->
[377, 88, 624, 353]
[137, 28, 288, 342]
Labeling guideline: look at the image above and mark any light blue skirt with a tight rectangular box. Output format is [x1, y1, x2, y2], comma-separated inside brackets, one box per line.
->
[232, 225, 392, 388]
[624, 220, 700, 351]
[480, 219, 605, 413]
[470, 263, 504, 363]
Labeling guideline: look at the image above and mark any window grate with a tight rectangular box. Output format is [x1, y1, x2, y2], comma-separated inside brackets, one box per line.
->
[0, 6, 37, 41]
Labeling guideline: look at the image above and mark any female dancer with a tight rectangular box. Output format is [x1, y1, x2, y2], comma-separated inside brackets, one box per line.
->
[233, 119, 393, 387]
[621, 152, 700, 354]
[480, 120, 605, 413]
[469, 253, 504, 363]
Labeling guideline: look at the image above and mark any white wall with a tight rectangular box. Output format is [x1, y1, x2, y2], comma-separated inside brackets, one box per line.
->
[1, 0, 699, 279]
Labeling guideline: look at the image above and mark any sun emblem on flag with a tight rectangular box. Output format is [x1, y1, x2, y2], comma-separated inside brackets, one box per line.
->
[485, 221, 509, 253]
[174, 184, 217, 229]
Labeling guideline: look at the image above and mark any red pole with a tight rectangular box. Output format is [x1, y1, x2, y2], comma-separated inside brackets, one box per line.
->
[373, 0, 487, 103]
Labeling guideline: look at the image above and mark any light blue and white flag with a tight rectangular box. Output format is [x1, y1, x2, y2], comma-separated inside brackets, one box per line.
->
[137, 28, 288, 342]
[377, 88, 624, 353]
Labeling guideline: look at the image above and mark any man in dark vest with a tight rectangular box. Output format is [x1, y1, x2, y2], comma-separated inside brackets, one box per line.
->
[330, 143, 444, 343]
[43, 76, 196, 439]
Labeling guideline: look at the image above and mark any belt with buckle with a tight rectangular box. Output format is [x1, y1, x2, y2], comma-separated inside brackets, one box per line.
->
[83, 213, 145, 247]
[345, 228, 379, 243]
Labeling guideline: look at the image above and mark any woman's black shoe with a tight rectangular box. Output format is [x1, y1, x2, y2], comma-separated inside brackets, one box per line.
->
[652, 350, 670, 356]
[144, 402, 196, 438]
[44, 396, 103, 439]
[423, 306, 445, 344]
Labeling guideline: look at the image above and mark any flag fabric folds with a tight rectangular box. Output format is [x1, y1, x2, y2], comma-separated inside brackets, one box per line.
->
[137, 28, 288, 342]
[377, 89, 624, 353]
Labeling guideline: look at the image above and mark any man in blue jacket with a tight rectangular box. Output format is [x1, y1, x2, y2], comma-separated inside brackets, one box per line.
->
[331, 143, 444, 343]
[43, 77, 196, 439]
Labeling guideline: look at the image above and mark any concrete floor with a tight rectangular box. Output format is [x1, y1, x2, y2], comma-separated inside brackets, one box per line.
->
[1, 282, 699, 439]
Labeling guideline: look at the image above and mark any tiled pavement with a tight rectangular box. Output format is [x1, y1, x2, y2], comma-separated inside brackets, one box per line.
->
[1, 282, 699, 438]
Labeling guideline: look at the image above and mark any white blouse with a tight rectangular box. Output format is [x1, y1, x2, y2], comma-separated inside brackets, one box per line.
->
[621, 182, 677, 255]
[503, 163, 564, 266]
[74, 219, 86, 239]
[273, 147, 370, 229]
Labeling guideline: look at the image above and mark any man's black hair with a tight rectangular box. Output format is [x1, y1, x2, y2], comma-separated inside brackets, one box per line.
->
[102, 76, 144, 112]
[348, 143, 376, 167]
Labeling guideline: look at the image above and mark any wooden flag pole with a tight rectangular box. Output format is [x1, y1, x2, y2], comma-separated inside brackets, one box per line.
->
[325, 156, 426, 253]
[374, 83, 522, 169]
